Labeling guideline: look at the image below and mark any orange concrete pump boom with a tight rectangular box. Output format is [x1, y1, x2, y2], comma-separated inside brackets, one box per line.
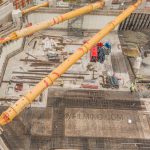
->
[0, 0, 142, 126]
[0, 1, 105, 44]
[22, 2, 50, 15]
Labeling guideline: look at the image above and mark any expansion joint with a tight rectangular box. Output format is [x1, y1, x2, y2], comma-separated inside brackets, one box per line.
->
[60, 15, 64, 22]
[53, 18, 57, 24]
[47, 75, 54, 85]
[108, 21, 116, 29]
[10, 106, 18, 114]
[43, 79, 49, 87]
[52, 72, 61, 77]
[83, 45, 89, 53]
[78, 48, 85, 55]
[23, 95, 32, 104]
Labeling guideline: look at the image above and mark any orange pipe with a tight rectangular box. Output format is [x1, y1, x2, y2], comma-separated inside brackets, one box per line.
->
[0, 1, 105, 44]
[22, 2, 49, 15]
[0, 0, 142, 126]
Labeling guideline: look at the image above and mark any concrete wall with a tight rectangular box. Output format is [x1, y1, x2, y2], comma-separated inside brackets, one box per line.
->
[119, 13, 150, 31]
[0, 2, 13, 25]
[0, 39, 24, 85]
[83, 15, 116, 30]
[0, 137, 9, 150]
[28, 13, 118, 30]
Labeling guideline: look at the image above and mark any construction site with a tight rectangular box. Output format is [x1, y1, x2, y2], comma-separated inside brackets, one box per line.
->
[0, 0, 150, 149]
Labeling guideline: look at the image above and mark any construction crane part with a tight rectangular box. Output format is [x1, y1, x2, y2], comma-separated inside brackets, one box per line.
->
[22, 2, 49, 15]
[0, 1, 105, 44]
[0, 0, 142, 126]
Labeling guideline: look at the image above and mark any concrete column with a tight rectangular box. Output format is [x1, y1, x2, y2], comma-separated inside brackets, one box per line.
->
[12, 9, 22, 25]
[105, 0, 113, 8]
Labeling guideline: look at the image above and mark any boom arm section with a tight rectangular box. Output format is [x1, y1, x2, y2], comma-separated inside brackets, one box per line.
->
[22, 2, 50, 15]
[0, 0, 142, 126]
[0, 1, 105, 44]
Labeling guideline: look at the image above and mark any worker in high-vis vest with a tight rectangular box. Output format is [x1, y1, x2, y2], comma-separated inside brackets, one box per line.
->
[130, 82, 136, 93]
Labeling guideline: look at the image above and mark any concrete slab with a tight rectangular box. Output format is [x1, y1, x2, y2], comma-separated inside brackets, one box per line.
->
[30, 108, 53, 137]
[31, 119, 52, 137]
[0, 30, 131, 108]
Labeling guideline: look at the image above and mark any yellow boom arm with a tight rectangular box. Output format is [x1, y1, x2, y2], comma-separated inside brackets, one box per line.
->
[22, 2, 49, 15]
[0, 0, 142, 126]
[0, 1, 104, 44]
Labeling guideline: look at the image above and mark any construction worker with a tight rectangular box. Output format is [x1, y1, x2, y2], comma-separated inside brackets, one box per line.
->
[130, 82, 136, 93]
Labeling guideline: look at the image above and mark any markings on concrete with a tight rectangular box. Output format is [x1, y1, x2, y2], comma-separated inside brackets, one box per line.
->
[65, 108, 150, 138]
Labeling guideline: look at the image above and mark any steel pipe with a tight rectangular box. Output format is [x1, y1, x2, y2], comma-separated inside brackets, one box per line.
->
[0, 1, 105, 44]
[22, 2, 49, 15]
